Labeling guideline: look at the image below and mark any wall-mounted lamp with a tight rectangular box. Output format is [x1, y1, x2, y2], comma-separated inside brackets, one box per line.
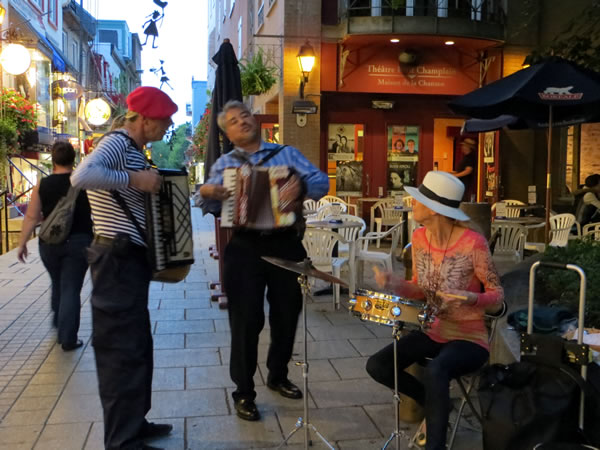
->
[297, 41, 315, 99]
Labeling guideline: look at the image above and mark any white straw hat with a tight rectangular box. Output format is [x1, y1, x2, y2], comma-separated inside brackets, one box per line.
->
[404, 171, 470, 221]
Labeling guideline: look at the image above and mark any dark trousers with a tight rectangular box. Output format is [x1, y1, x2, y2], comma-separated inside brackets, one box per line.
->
[39, 233, 92, 345]
[366, 331, 489, 450]
[87, 242, 153, 450]
[223, 230, 306, 402]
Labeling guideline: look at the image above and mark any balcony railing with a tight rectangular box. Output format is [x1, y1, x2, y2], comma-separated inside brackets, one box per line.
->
[347, 0, 506, 24]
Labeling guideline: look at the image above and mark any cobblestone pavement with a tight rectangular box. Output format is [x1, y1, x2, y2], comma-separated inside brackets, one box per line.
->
[0, 208, 482, 449]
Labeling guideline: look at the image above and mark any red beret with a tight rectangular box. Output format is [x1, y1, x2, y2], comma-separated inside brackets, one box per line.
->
[126, 86, 178, 119]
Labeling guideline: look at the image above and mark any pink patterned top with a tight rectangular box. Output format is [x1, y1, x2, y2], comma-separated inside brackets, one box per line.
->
[395, 227, 504, 350]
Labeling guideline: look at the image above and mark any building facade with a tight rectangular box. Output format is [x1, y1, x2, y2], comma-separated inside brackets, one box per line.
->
[207, 0, 599, 210]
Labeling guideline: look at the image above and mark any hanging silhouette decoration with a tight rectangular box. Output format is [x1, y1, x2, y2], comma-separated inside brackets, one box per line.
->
[150, 60, 174, 90]
[153, 0, 168, 13]
[142, 10, 164, 48]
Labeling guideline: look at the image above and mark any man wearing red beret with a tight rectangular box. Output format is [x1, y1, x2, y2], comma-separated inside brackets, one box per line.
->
[72, 86, 177, 450]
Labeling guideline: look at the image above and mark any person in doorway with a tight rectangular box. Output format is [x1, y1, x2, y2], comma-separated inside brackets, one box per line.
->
[17, 141, 93, 351]
[575, 174, 600, 227]
[451, 138, 477, 201]
[366, 171, 504, 450]
[71, 86, 177, 450]
[199, 100, 329, 422]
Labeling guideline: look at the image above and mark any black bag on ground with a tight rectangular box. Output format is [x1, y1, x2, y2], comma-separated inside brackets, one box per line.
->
[39, 186, 80, 244]
[479, 334, 585, 450]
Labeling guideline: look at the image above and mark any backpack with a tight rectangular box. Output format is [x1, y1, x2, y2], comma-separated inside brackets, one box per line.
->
[39, 185, 80, 244]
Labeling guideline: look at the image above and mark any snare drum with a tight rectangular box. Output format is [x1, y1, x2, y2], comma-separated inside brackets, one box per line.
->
[349, 289, 425, 327]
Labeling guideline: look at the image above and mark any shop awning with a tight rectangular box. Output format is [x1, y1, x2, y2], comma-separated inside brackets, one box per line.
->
[35, 33, 67, 73]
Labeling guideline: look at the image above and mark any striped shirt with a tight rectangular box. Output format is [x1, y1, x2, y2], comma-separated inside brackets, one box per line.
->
[199, 141, 329, 215]
[71, 130, 148, 246]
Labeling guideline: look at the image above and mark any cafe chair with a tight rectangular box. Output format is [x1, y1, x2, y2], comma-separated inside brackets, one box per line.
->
[370, 199, 403, 247]
[582, 222, 600, 240]
[354, 223, 403, 286]
[490, 223, 526, 263]
[491, 199, 525, 218]
[525, 213, 577, 253]
[317, 195, 358, 215]
[330, 214, 366, 258]
[409, 301, 508, 450]
[314, 202, 348, 221]
[302, 229, 352, 309]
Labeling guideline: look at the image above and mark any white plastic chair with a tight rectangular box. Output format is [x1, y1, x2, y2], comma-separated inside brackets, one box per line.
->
[332, 214, 367, 257]
[315, 202, 347, 220]
[370, 199, 403, 247]
[582, 222, 600, 240]
[317, 195, 358, 215]
[302, 229, 351, 309]
[525, 213, 578, 253]
[491, 223, 526, 263]
[492, 199, 525, 218]
[354, 223, 403, 287]
[548, 213, 577, 247]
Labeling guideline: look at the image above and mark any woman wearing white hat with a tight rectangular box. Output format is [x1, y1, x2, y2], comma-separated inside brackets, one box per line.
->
[366, 171, 504, 450]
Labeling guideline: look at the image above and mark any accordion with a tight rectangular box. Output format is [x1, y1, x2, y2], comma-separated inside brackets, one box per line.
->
[145, 168, 194, 283]
[221, 164, 297, 229]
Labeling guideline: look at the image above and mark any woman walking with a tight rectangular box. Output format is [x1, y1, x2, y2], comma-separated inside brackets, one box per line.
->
[17, 141, 93, 351]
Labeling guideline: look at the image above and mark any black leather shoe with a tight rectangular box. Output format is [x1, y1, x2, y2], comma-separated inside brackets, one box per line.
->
[267, 379, 303, 399]
[140, 421, 173, 439]
[234, 398, 260, 421]
[61, 339, 83, 351]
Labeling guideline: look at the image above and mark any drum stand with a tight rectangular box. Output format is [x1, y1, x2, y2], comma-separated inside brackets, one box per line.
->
[382, 321, 408, 450]
[277, 268, 335, 450]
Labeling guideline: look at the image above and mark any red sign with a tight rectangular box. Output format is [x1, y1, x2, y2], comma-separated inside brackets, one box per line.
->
[339, 46, 479, 95]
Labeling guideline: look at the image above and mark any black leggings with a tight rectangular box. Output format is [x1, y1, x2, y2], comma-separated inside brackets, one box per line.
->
[366, 330, 489, 450]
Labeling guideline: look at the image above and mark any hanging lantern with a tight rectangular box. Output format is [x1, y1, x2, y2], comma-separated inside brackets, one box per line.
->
[85, 98, 111, 126]
[0, 43, 31, 75]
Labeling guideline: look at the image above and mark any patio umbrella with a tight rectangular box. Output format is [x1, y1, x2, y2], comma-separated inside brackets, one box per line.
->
[462, 114, 596, 133]
[449, 57, 600, 243]
[204, 39, 243, 182]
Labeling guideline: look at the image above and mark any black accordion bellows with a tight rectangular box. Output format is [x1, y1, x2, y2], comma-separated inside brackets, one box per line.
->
[145, 168, 194, 283]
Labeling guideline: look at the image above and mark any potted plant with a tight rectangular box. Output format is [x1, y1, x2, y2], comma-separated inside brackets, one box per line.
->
[239, 48, 278, 96]
[536, 238, 600, 327]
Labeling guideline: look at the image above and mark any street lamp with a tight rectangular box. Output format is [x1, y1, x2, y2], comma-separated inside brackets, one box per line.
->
[296, 41, 315, 99]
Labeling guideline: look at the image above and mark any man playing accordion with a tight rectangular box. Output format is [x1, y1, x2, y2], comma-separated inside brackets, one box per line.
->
[72, 86, 177, 450]
[199, 100, 328, 421]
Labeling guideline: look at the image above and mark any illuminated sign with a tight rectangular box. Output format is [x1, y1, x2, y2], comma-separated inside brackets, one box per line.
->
[52, 80, 84, 101]
[85, 98, 111, 126]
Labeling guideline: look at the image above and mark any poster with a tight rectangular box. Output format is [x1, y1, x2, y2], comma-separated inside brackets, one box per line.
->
[328, 124, 356, 161]
[387, 125, 419, 162]
[484, 132, 494, 163]
[485, 166, 496, 197]
[336, 161, 363, 196]
[388, 161, 416, 192]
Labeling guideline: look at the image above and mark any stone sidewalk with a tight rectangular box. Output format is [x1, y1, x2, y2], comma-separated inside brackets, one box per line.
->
[0, 208, 482, 449]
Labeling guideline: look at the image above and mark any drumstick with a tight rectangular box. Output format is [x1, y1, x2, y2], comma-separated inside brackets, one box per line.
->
[437, 291, 469, 301]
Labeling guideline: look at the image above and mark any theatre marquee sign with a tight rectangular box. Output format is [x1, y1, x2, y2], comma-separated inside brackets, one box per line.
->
[338, 46, 478, 95]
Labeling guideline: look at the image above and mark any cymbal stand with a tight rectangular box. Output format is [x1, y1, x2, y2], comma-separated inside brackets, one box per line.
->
[382, 321, 408, 450]
[278, 266, 335, 450]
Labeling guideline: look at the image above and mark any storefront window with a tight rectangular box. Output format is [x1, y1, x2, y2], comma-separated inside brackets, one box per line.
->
[387, 125, 419, 194]
[328, 123, 364, 197]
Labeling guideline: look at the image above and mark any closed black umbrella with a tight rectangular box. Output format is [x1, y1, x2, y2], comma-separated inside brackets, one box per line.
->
[449, 57, 600, 242]
[204, 39, 243, 182]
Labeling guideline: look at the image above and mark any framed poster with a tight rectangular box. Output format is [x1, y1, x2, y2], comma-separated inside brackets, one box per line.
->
[328, 124, 356, 161]
[388, 161, 417, 193]
[387, 125, 419, 162]
[336, 161, 363, 196]
[483, 132, 494, 163]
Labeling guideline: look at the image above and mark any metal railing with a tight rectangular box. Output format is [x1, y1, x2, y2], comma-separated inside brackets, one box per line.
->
[346, 0, 506, 24]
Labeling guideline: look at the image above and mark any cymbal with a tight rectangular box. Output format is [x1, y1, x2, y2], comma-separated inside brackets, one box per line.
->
[262, 256, 348, 287]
